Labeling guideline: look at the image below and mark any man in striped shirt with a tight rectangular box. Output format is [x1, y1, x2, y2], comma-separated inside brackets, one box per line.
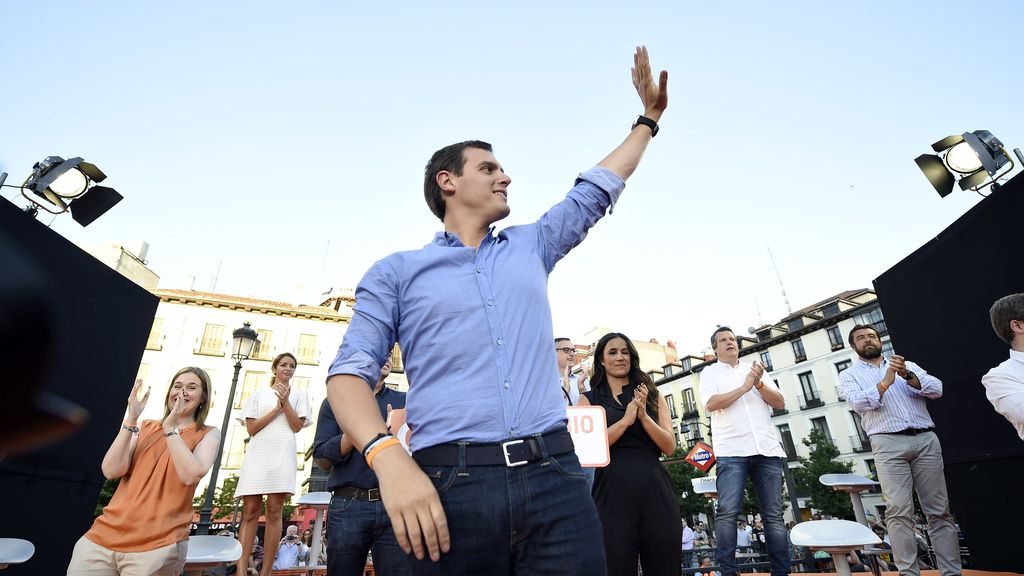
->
[839, 324, 961, 576]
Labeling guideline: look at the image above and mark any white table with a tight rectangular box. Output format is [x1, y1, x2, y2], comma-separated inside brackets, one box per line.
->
[296, 491, 332, 568]
[818, 473, 879, 526]
[0, 539, 34, 570]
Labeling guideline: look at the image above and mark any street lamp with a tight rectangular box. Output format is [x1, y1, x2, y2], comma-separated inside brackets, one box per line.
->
[196, 321, 259, 535]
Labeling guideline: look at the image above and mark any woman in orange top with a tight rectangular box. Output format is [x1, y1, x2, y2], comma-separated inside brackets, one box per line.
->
[67, 367, 222, 576]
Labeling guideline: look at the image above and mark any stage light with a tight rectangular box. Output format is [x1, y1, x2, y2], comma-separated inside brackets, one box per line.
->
[915, 130, 1014, 197]
[17, 156, 122, 226]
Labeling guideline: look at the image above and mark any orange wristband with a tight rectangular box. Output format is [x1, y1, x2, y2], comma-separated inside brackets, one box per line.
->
[365, 437, 401, 470]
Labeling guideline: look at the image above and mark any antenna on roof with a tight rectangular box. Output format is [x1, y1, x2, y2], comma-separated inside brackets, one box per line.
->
[767, 245, 792, 315]
[210, 260, 222, 292]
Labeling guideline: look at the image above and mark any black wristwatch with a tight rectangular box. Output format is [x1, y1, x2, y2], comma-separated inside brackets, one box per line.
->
[632, 115, 659, 137]
[904, 371, 917, 382]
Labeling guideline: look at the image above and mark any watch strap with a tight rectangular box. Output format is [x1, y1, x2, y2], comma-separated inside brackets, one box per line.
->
[632, 115, 659, 137]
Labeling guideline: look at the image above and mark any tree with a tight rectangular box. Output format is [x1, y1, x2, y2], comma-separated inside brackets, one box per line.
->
[94, 478, 120, 517]
[792, 428, 854, 519]
[193, 474, 240, 520]
[664, 448, 714, 523]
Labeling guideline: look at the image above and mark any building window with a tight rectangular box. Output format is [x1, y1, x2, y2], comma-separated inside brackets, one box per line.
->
[297, 334, 319, 365]
[681, 358, 692, 371]
[236, 371, 266, 409]
[881, 339, 894, 358]
[855, 307, 888, 336]
[252, 329, 274, 361]
[146, 318, 164, 350]
[798, 371, 822, 409]
[849, 411, 870, 452]
[864, 458, 878, 480]
[682, 388, 698, 417]
[777, 424, 798, 461]
[822, 302, 841, 318]
[811, 416, 833, 446]
[788, 317, 804, 331]
[792, 339, 807, 363]
[664, 365, 674, 377]
[389, 344, 404, 372]
[835, 359, 852, 374]
[666, 394, 677, 418]
[756, 329, 772, 342]
[197, 324, 225, 356]
[136, 363, 150, 383]
[827, 326, 844, 351]
[759, 351, 773, 371]
[224, 425, 247, 469]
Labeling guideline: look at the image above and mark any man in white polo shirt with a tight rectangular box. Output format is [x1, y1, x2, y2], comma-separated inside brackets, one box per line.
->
[699, 326, 788, 576]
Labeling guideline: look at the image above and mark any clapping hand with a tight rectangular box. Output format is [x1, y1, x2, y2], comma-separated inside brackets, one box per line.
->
[273, 381, 291, 408]
[162, 393, 186, 433]
[745, 362, 765, 391]
[888, 354, 908, 378]
[127, 378, 150, 422]
[632, 386, 650, 420]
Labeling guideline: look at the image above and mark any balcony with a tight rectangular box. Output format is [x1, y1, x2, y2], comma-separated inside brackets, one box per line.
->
[681, 402, 699, 419]
[194, 338, 225, 357]
[782, 443, 799, 462]
[835, 385, 846, 401]
[794, 354, 807, 363]
[797, 393, 824, 410]
[772, 407, 789, 416]
[850, 434, 871, 453]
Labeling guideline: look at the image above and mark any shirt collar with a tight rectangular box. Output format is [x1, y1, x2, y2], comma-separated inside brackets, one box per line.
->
[432, 227, 498, 247]
[1010, 348, 1024, 363]
[855, 356, 886, 369]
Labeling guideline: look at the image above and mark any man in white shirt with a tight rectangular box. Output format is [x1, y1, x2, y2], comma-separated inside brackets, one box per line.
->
[681, 518, 696, 567]
[983, 293, 1024, 440]
[699, 327, 788, 576]
[555, 337, 588, 405]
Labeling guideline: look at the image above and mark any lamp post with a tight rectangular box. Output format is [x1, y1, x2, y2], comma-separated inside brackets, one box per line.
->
[196, 321, 259, 535]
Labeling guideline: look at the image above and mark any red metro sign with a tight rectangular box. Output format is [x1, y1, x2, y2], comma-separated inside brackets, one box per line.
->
[685, 441, 716, 473]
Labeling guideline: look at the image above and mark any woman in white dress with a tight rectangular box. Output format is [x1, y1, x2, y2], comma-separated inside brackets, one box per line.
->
[235, 352, 310, 576]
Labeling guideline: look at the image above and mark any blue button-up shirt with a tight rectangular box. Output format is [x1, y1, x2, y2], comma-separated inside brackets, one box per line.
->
[328, 167, 624, 451]
[839, 357, 942, 435]
[311, 386, 406, 490]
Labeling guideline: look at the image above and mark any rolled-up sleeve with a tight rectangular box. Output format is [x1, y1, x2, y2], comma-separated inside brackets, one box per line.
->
[328, 259, 400, 389]
[905, 361, 942, 399]
[537, 167, 625, 272]
[841, 371, 882, 412]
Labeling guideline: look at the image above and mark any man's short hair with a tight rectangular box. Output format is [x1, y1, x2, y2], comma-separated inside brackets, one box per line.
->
[847, 323, 879, 346]
[709, 326, 734, 347]
[554, 337, 571, 344]
[990, 293, 1024, 345]
[423, 140, 493, 222]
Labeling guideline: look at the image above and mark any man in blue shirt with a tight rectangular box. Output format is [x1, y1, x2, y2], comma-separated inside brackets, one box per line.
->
[325, 46, 668, 574]
[313, 360, 409, 575]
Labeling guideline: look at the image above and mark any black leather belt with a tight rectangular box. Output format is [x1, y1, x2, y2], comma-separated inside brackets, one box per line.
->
[333, 486, 381, 501]
[413, 428, 575, 467]
[887, 427, 934, 436]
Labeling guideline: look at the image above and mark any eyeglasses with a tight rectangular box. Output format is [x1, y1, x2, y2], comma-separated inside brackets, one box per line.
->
[556, 347, 576, 354]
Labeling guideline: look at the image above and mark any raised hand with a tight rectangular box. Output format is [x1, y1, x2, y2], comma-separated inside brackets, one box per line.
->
[631, 45, 668, 120]
[163, 394, 186, 432]
[888, 355, 908, 378]
[273, 382, 291, 407]
[126, 378, 150, 422]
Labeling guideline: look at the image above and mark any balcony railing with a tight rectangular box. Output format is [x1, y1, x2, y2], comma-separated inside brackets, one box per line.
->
[797, 393, 824, 410]
[772, 407, 789, 416]
[850, 434, 871, 453]
[794, 354, 807, 363]
[835, 385, 846, 401]
[782, 443, 799, 462]
[681, 402, 699, 419]
[194, 338, 225, 357]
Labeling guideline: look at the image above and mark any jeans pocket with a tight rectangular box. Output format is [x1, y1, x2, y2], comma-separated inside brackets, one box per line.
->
[547, 452, 586, 479]
[330, 496, 356, 515]
[422, 465, 460, 494]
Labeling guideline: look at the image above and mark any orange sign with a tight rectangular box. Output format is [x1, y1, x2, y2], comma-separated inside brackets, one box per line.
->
[685, 441, 716, 472]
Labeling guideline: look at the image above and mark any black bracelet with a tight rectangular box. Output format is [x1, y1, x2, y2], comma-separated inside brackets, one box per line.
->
[361, 432, 390, 457]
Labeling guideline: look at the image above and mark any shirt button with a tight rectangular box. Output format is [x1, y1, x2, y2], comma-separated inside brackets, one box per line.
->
[486, 299, 494, 306]
[496, 338, 503, 346]
[504, 382, 510, 389]
[476, 267, 482, 273]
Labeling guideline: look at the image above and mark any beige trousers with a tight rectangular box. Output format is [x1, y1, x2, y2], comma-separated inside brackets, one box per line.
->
[67, 536, 187, 576]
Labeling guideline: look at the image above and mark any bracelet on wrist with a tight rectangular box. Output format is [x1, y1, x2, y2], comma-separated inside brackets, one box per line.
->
[121, 423, 140, 434]
[164, 428, 179, 437]
[361, 433, 393, 458]
[365, 437, 401, 470]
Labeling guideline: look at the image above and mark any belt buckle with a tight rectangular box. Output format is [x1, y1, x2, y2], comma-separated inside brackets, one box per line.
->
[367, 488, 381, 501]
[502, 439, 528, 467]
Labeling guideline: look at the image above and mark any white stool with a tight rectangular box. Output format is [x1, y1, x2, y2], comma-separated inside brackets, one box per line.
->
[0, 538, 34, 570]
[182, 535, 242, 575]
[818, 473, 879, 526]
[691, 475, 718, 500]
[296, 491, 332, 567]
[790, 519, 881, 576]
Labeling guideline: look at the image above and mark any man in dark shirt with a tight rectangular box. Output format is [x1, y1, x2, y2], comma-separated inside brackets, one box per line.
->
[313, 360, 409, 576]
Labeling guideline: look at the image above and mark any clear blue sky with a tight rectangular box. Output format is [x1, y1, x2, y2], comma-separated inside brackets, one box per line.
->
[3, 0, 1022, 354]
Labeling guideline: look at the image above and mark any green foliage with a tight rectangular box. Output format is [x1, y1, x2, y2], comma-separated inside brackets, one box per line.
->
[792, 428, 855, 519]
[664, 447, 713, 523]
[94, 478, 120, 518]
[193, 474, 241, 520]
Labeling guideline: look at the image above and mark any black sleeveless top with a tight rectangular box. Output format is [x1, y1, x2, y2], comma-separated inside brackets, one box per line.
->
[584, 382, 661, 463]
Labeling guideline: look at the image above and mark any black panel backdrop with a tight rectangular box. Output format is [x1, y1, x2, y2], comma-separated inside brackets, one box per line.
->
[0, 198, 158, 575]
[874, 172, 1024, 572]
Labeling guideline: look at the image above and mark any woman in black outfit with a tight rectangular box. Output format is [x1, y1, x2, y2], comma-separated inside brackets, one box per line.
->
[579, 332, 681, 575]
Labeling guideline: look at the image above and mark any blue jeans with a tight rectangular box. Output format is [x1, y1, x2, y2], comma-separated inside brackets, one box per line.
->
[327, 494, 410, 576]
[410, 449, 605, 575]
[714, 456, 790, 576]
